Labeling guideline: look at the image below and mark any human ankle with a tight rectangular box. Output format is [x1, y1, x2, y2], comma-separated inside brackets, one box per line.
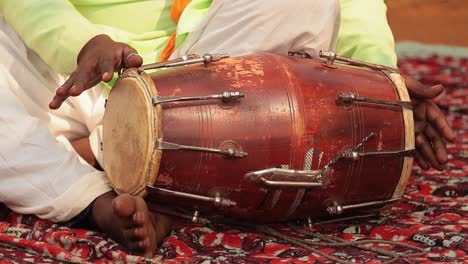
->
[89, 191, 115, 228]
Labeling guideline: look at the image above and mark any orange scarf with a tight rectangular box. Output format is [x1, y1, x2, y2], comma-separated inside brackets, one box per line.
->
[159, 0, 192, 61]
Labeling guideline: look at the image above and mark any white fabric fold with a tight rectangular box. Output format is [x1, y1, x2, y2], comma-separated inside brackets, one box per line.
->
[172, 0, 340, 59]
[0, 17, 110, 222]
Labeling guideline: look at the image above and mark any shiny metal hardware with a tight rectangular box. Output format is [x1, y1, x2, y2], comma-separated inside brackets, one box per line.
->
[152, 91, 245, 105]
[342, 149, 415, 160]
[156, 140, 247, 158]
[146, 185, 237, 207]
[303, 148, 315, 170]
[320, 51, 337, 67]
[337, 92, 413, 109]
[118, 67, 126, 76]
[212, 192, 224, 207]
[307, 217, 313, 228]
[138, 53, 229, 72]
[192, 210, 200, 223]
[308, 214, 376, 225]
[354, 132, 377, 150]
[327, 198, 401, 215]
[120, 54, 198, 76]
[319, 51, 399, 72]
[323, 132, 377, 169]
[324, 131, 415, 167]
[244, 168, 326, 188]
[149, 205, 211, 225]
[326, 202, 343, 215]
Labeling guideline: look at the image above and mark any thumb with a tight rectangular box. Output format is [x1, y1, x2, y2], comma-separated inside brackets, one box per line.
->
[123, 46, 143, 68]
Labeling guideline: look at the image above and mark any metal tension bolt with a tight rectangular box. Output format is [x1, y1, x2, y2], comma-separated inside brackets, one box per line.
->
[319, 51, 337, 66]
[192, 210, 200, 223]
[326, 202, 343, 215]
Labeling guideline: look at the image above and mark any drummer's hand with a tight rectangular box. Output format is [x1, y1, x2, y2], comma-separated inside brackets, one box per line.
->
[49, 34, 143, 109]
[404, 76, 456, 170]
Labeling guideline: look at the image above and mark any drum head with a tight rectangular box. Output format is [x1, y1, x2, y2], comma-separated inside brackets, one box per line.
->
[103, 69, 162, 196]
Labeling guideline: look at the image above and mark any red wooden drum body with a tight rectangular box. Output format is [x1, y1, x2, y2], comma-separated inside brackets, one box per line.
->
[103, 53, 414, 222]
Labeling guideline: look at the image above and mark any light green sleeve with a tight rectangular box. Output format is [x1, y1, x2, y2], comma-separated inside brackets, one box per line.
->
[337, 0, 397, 68]
[0, 0, 130, 74]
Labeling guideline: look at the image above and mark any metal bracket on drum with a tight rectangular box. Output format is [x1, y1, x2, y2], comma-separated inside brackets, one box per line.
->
[324, 132, 415, 167]
[146, 185, 237, 207]
[138, 54, 229, 73]
[319, 51, 399, 72]
[326, 198, 401, 215]
[119, 55, 199, 76]
[336, 92, 413, 109]
[156, 140, 248, 158]
[341, 149, 415, 160]
[244, 168, 329, 188]
[323, 132, 377, 169]
[152, 91, 245, 105]
[319, 51, 338, 68]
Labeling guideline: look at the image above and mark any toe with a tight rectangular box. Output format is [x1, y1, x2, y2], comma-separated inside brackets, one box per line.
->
[132, 197, 149, 226]
[132, 210, 146, 226]
[139, 238, 154, 258]
[133, 226, 147, 239]
[127, 240, 143, 253]
[128, 238, 152, 258]
[123, 226, 147, 241]
[112, 194, 136, 218]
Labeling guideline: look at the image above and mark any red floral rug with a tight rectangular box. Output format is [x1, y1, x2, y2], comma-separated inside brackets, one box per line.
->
[0, 54, 466, 263]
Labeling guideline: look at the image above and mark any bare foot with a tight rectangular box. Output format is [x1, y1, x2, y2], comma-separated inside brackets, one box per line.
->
[90, 192, 171, 257]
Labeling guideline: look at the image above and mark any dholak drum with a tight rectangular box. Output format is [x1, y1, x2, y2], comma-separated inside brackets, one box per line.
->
[103, 52, 414, 223]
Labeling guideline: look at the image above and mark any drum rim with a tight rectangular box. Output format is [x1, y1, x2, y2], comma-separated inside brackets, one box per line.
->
[388, 72, 415, 199]
[102, 68, 162, 197]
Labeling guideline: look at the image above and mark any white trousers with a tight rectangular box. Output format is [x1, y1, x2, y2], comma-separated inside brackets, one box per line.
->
[0, 0, 339, 223]
[0, 17, 111, 222]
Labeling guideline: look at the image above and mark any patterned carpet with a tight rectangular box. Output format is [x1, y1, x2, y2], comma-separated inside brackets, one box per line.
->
[0, 54, 466, 263]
